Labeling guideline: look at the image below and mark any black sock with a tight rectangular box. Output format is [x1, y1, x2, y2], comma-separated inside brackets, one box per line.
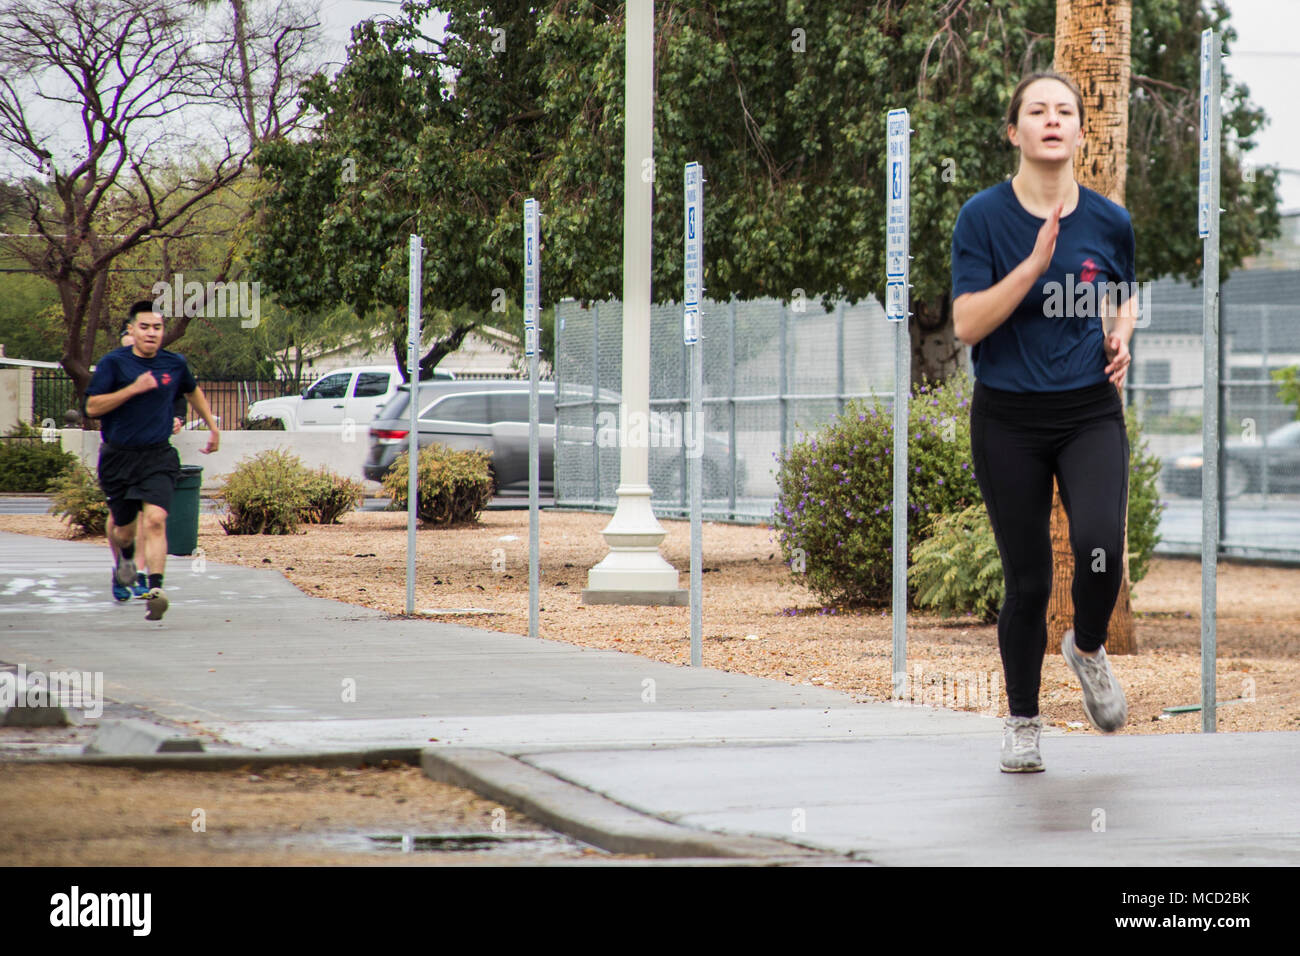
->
[147, 574, 163, 590]
[121, 542, 135, 560]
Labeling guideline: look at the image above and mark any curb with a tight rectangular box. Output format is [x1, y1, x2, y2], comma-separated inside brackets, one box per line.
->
[83, 718, 205, 755]
[420, 747, 841, 862]
[19, 748, 423, 770]
[1, 705, 72, 728]
[20, 745, 844, 861]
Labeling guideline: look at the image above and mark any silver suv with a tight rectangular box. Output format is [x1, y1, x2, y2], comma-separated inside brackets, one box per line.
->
[364, 380, 555, 493]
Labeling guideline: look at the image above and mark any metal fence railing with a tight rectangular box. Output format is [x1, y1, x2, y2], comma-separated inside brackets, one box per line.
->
[555, 275, 1300, 561]
[553, 295, 912, 522]
[27, 370, 297, 431]
[185, 379, 296, 430]
[32, 368, 78, 427]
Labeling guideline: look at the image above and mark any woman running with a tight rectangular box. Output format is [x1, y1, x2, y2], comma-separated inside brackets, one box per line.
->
[950, 71, 1136, 772]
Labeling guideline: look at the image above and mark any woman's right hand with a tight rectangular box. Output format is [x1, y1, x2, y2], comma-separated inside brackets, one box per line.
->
[1029, 202, 1063, 275]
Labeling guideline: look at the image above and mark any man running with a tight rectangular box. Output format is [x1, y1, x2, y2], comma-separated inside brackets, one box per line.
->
[85, 301, 220, 620]
[115, 323, 186, 599]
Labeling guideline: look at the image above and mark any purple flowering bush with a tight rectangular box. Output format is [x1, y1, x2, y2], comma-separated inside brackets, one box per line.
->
[772, 372, 979, 607]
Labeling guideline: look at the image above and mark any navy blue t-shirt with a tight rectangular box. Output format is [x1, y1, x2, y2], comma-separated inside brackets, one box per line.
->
[951, 179, 1136, 393]
[86, 347, 197, 447]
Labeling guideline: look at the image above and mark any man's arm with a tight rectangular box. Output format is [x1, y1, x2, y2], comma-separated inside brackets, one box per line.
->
[184, 386, 221, 454]
[85, 372, 157, 418]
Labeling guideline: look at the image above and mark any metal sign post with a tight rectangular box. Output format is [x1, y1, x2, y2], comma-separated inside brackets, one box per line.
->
[684, 162, 704, 667]
[885, 108, 911, 700]
[1199, 30, 1221, 734]
[405, 234, 422, 616]
[524, 199, 541, 640]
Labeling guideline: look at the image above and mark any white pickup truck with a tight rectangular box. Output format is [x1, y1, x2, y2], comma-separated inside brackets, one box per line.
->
[245, 365, 453, 430]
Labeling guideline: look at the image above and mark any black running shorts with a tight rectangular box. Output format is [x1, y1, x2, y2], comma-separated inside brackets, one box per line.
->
[97, 441, 181, 526]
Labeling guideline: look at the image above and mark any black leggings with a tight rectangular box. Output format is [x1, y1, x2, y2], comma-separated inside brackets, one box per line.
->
[969, 379, 1130, 718]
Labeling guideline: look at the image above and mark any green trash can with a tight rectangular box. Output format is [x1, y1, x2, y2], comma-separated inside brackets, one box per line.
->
[166, 464, 204, 556]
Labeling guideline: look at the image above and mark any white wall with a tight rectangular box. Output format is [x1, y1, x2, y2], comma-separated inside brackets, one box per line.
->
[0, 368, 33, 434]
[60, 429, 381, 493]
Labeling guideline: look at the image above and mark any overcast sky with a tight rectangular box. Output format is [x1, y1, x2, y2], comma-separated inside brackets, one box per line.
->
[1219, 0, 1300, 210]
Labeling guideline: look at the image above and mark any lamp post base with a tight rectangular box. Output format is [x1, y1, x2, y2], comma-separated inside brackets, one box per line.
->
[583, 483, 685, 605]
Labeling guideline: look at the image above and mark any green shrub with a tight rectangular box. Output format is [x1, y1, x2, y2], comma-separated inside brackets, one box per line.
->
[1125, 399, 1165, 591]
[216, 449, 311, 535]
[0, 424, 77, 492]
[381, 444, 493, 526]
[301, 466, 365, 524]
[909, 504, 1004, 623]
[773, 373, 981, 607]
[216, 450, 364, 533]
[911, 401, 1165, 618]
[48, 462, 108, 537]
[775, 372, 1165, 613]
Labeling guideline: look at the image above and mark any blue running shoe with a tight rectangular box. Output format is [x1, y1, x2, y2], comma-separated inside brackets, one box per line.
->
[130, 572, 150, 598]
[111, 572, 132, 602]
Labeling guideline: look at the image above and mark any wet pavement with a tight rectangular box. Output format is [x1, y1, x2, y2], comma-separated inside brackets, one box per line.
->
[3, 530, 1298, 865]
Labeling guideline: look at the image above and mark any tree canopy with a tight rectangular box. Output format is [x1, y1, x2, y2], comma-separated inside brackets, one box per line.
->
[250, 0, 1280, 383]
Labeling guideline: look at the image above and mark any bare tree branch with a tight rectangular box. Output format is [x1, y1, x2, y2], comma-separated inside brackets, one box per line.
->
[0, 0, 320, 393]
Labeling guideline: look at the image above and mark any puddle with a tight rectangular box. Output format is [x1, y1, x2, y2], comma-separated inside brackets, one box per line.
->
[246, 828, 599, 860]
[368, 832, 556, 852]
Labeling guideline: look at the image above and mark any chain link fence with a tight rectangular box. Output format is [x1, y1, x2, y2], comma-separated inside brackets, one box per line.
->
[554, 295, 919, 522]
[1128, 268, 1300, 561]
[556, 269, 1300, 561]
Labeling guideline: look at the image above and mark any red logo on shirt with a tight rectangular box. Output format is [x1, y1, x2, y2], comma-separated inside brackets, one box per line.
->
[1080, 258, 1099, 283]
[160, 373, 172, 385]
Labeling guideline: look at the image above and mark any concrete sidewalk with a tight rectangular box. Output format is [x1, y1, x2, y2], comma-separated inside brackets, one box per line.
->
[3, 531, 1297, 865]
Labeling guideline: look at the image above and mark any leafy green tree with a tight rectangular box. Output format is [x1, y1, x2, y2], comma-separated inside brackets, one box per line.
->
[1128, 0, 1280, 284]
[0, 278, 62, 362]
[251, 0, 1280, 387]
[251, 5, 552, 380]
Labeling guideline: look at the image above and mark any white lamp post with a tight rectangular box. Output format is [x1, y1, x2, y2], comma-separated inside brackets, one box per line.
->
[583, 0, 686, 606]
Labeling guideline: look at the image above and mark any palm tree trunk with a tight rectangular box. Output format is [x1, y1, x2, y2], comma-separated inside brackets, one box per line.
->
[1052, 0, 1136, 654]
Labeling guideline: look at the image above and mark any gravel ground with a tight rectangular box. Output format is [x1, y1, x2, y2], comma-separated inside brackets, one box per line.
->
[0, 762, 631, 866]
[4, 509, 1298, 735]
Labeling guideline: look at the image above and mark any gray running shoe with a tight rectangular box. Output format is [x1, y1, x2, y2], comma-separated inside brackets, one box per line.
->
[1062, 629, 1128, 733]
[1000, 715, 1044, 772]
[144, 588, 168, 621]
